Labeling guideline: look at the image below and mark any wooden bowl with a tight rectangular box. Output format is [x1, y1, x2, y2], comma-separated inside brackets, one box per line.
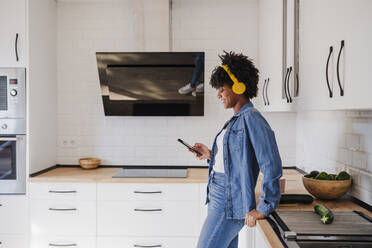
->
[79, 157, 100, 169]
[302, 176, 352, 200]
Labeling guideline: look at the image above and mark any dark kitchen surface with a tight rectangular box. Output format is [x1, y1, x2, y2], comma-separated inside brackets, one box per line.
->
[276, 210, 372, 235]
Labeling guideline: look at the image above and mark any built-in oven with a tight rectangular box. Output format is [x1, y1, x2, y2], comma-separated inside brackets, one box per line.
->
[0, 68, 26, 194]
[0, 135, 26, 194]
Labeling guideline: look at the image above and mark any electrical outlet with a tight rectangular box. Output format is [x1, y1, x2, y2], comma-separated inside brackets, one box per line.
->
[60, 137, 77, 148]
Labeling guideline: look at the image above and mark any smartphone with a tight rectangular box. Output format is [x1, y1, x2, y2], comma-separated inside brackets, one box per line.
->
[177, 138, 202, 156]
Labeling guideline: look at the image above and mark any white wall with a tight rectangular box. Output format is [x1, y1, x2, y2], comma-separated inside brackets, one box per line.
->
[56, 0, 296, 167]
[28, 0, 57, 174]
[296, 110, 372, 205]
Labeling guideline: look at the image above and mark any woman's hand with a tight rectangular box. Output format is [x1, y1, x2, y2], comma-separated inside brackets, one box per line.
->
[244, 209, 265, 227]
[190, 143, 211, 160]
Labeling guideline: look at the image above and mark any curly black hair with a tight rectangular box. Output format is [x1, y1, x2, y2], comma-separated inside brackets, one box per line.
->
[210, 51, 259, 100]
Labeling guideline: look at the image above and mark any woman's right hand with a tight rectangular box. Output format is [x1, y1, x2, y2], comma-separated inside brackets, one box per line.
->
[190, 143, 211, 160]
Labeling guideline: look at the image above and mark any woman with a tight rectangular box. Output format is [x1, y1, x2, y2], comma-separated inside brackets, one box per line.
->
[191, 51, 282, 248]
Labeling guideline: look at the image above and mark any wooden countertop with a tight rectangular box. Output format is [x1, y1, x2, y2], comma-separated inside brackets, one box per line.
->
[29, 167, 209, 183]
[29, 167, 371, 248]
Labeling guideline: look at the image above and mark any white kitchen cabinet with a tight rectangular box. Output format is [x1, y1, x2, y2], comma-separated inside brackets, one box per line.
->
[258, 0, 296, 112]
[284, 0, 299, 104]
[254, 226, 269, 248]
[298, 0, 372, 110]
[30, 236, 96, 248]
[98, 201, 200, 236]
[97, 183, 200, 237]
[97, 183, 198, 202]
[0, 0, 26, 67]
[29, 182, 97, 201]
[30, 199, 96, 236]
[97, 236, 198, 248]
[30, 182, 97, 248]
[97, 182, 201, 244]
[0, 196, 27, 234]
[0, 234, 27, 248]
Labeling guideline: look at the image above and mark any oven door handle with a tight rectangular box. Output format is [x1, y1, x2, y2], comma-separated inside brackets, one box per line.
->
[0, 137, 17, 141]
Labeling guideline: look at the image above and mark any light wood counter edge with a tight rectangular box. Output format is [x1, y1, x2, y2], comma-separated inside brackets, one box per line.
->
[257, 219, 283, 248]
[28, 167, 210, 183]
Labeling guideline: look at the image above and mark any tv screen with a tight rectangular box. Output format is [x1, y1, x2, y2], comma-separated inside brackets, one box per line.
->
[96, 52, 204, 116]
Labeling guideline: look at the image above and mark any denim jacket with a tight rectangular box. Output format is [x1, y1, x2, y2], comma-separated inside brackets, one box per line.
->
[206, 102, 282, 219]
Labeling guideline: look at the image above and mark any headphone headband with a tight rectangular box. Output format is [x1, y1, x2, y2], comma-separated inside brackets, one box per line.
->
[221, 65, 246, 95]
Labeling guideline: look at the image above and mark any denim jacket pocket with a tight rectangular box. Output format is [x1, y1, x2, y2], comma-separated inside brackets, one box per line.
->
[229, 129, 244, 151]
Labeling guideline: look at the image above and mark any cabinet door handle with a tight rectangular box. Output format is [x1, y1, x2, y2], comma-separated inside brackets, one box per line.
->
[0, 204, 2, 207]
[134, 208, 162, 212]
[326, 46, 333, 98]
[134, 245, 162, 248]
[336, 40, 345, 96]
[295, 73, 299, 97]
[287, 67, 293, 103]
[48, 208, 77, 211]
[49, 243, 77, 247]
[262, 79, 267, 106]
[284, 68, 289, 102]
[265, 78, 270, 105]
[15, 33, 19, 62]
[49, 190, 77, 194]
[133, 191, 162, 194]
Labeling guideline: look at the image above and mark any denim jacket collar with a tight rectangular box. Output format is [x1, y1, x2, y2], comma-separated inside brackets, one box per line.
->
[233, 101, 253, 117]
[222, 102, 254, 128]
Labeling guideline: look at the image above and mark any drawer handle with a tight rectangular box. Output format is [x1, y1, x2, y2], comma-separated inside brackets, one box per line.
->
[49, 190, 77, 194]
[49, 243, 77, 247]
[134, 208, 162, 212]
[133, 191, 162, 194]
[134, 245, 162, 248]
[0, 137, 17, 141]
[48, 208, 77, 211]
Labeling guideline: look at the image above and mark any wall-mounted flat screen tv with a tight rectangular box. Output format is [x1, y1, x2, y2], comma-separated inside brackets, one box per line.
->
[96, 52, 204, 116]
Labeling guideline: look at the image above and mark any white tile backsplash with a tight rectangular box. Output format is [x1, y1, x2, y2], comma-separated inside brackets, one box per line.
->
[297, 111, 372, 205]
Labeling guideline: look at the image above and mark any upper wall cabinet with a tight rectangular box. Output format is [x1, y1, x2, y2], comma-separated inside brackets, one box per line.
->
[0, 0, 26, 67]
[258, 0, 298, 112]
[298, 0, 372, 110]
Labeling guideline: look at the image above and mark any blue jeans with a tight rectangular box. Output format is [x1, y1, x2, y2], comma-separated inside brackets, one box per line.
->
[197, 171, 244, 248]
[191, 52, 204, 88]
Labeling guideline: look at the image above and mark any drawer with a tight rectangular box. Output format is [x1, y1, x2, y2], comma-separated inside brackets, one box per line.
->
[0, 196, 27, 234]
[97, 236, 198, 248]
[98, 201, 200, 236]
[97, 183, 199, 202]
[30, 235, 96, 248]
[29, 182, 96, 201]
[0, 234, 26, 248]
[30, 200, 96, 236]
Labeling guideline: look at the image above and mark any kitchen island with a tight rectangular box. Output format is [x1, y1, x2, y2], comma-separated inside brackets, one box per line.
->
[29, 167, 372, 248]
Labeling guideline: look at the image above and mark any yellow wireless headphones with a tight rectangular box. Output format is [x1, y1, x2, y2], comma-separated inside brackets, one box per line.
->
[221, 65, 246, 95]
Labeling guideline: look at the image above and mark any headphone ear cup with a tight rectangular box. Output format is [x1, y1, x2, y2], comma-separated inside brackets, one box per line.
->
[232, 82, 246, 95]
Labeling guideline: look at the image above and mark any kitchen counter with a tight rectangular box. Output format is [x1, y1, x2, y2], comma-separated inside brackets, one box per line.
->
[29, 167, 371, 248]
[29, 167, 209, 183]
